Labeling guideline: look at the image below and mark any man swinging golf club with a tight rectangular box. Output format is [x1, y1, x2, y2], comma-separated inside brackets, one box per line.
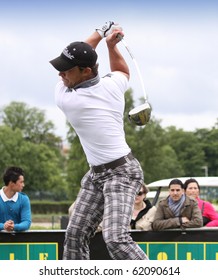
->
[50, 21, 148, 260]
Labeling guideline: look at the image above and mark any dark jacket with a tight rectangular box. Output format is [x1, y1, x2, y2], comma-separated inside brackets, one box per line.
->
[152, 195, 203, 231]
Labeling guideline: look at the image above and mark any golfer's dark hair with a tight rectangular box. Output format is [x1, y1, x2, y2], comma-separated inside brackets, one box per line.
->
[183, 178, 200, 191]
[3, 166, 24, 186]
[78, 63, 99, 77]
[168, 178, 184, 189]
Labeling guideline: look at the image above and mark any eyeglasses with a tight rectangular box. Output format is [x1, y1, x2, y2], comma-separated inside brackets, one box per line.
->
[137, 191, 145, 196]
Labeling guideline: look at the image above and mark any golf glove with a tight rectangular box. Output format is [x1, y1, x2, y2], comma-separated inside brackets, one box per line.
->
[96, 21, 122, 38]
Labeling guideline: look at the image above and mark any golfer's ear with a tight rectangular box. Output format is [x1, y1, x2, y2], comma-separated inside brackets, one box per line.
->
[82, 67, 93, 76]
[84, 67, 92, 73]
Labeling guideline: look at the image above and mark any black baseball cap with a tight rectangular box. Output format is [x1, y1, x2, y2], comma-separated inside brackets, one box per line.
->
[49, 41, 98, 72]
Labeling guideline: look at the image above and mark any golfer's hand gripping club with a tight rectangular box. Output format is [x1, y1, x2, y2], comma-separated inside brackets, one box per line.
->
[96, 21, 122, 38]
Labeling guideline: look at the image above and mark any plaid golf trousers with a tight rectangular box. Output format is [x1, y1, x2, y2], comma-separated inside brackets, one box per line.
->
[63, 156, 148, 260]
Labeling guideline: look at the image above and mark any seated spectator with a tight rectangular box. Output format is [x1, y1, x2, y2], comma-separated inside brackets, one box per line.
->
[0, 166, 31, 232]
[184, 178, 218, 227]
[152, 178, 203, 231]
[130, 183, 156, 230]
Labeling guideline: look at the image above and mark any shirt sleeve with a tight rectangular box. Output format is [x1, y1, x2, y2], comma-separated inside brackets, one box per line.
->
[110, 71, 129, 94]
[14, 195, 31, 231]
[203, 201, 218, 227]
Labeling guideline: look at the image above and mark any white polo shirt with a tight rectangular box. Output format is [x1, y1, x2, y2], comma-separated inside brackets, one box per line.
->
[55, 72, 131, 166]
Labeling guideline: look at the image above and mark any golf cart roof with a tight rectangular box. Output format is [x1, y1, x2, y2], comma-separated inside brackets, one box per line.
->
[147, 177, 218, 206]
[147, 177, 218, 189]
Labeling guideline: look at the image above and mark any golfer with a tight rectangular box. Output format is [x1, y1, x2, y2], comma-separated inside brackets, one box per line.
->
[50, 21, 147, 260]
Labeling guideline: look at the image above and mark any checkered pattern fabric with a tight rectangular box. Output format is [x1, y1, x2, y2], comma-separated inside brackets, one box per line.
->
[63, 157, 148, 260]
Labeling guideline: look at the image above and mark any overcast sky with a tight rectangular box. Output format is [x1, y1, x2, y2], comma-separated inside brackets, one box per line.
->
[0, 0, 218, 139]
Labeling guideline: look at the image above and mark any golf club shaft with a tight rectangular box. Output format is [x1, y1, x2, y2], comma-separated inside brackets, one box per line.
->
[117, 34, 148, 101]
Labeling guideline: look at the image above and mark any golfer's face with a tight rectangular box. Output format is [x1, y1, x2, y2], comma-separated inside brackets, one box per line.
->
[169, 184, 184, 201]
[59, 66, 83, 88]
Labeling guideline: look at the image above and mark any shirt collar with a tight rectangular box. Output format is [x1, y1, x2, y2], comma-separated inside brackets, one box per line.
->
[66, 74, 100, 92]
[0, 187, 18, 202]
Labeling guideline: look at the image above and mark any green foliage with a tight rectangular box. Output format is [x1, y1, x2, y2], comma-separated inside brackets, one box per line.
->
[1, 101, 62, 146]
[0, 103, 67, 200]
[66, 135, 88, 200]
[195, 127, 218, 176]
[0, 126, 24, 166]
[1, 96, 218, 204]
[31, 200, 71, 214]
[165, 126, 206, 176]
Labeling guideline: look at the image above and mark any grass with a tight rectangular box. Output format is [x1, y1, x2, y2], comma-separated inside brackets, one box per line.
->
[30, 213, 68, 230]
[30, 225, 61, 230]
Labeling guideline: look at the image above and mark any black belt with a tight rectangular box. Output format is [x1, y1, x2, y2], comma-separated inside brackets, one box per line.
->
[92, 152, 134, 173]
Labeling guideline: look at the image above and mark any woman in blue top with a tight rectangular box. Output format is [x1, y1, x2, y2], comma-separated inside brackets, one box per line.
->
[0, 166, 31, 231]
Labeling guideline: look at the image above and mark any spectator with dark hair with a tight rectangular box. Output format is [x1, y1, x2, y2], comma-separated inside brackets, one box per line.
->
[0, 166, 31, 231]
[184, 178, 218, 227]
[152, 179, 203, 231]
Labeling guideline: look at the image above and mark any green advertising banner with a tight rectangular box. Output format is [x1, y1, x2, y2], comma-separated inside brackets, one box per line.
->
[139, 242, 218, 260]
[0, 243, 58, 260]
[1, 230, 218, 260]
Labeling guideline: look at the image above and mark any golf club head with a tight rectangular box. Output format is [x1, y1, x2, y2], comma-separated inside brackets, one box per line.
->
[128, 103, 151, 126]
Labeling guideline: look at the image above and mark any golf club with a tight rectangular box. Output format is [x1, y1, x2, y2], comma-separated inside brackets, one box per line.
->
[117, 34, 151, 126]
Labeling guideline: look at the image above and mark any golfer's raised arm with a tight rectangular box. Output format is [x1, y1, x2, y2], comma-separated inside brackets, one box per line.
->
[85, 31, 102, 49]
[85, 21, 123, 52]
[106, 31, 130, 80]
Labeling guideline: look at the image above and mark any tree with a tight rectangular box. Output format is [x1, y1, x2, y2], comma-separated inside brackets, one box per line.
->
[1, 101, 62, 146]
[128, 117, 183, 183]
[19, 141, 68, 200]
[165, 126, 206, 176]
[0, 125, 68, 200]
[0, 126, 24, 169]
[195, 127, 218, 176]
[123, 92, 184, 182]
[0, 100, 70, 201]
